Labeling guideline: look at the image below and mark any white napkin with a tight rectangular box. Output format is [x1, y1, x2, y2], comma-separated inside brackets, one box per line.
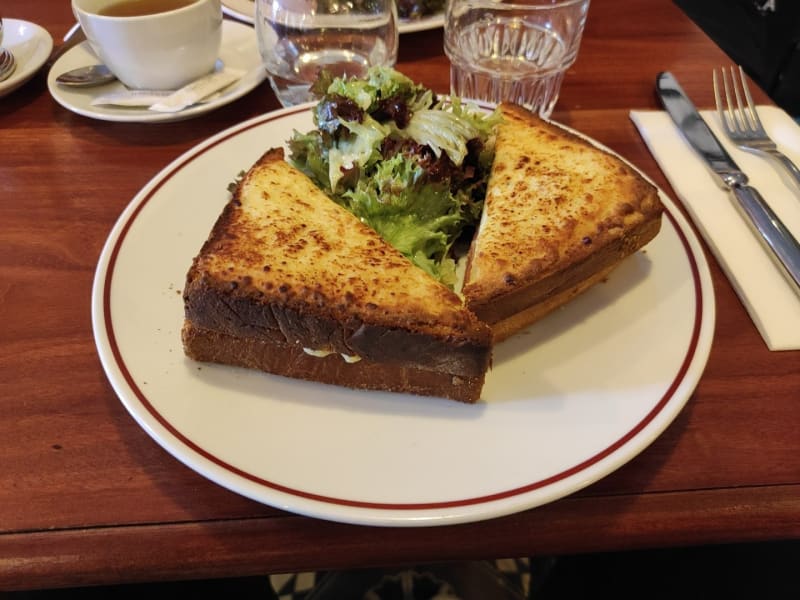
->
[630, 106, 800, 351]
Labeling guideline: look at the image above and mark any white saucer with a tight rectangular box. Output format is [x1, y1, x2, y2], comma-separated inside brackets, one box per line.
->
[0, 19, 54, 99]
[221, 0, 444, 33]
[46, 20, 266, 123]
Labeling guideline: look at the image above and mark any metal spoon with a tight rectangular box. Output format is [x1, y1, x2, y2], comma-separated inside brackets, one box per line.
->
[56, 64, 117, 87]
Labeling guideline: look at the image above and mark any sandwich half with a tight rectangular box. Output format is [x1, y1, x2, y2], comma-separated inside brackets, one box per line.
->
[182, 148, 492, 403]
[461, 103, 664, 342]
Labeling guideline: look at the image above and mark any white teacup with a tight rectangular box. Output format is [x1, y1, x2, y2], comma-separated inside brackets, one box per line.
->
[71, 0, 223, 90]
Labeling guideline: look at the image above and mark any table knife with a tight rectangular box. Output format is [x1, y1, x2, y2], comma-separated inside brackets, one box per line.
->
[655, 71, 800, 295]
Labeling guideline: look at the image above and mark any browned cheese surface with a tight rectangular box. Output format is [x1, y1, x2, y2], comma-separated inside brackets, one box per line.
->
[186, 149, 490, 339]
[462, 103, 664, 316]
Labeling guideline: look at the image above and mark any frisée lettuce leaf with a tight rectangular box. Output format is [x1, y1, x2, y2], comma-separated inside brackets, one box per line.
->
[327, 115, 389, 192]
[341, 153, 464, 285]
[288, 66, 502, 286]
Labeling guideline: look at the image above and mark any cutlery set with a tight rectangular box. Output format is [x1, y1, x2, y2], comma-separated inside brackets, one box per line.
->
[656, 69, 800, 296]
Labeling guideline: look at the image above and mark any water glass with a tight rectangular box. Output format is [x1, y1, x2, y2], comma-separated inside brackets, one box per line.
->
[444, 0, 590, 118]
[256, 0, 399, 107]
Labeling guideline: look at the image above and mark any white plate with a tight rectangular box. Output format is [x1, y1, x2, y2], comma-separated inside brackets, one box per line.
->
[0, 19, 53, 98]
[222, 0, 444, 33]
[46, 20, 266, 123]
[398, 11, 444, 33]
[92, 103, 715, 527]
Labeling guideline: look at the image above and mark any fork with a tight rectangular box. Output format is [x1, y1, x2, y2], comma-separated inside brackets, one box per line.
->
[0, 17, 17, 81]
[0, 49, 15, 82]
[713, 65, 800, 190]
[0, 16, 18, 83]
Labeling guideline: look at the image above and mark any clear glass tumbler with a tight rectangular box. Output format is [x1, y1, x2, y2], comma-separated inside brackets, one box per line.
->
[256, 0, 399, 107]
[444, 0, 590, 118]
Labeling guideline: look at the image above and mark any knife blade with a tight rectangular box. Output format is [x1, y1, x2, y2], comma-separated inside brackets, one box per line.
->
[656, 71, 800, 296]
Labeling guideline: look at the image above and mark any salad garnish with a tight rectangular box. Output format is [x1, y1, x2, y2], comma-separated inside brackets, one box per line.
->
[288, 66, 501, 287]
[311, 0, 446, 21]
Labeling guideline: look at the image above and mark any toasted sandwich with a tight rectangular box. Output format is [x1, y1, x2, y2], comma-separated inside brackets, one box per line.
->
[182, 148, 492, 403]
[461, 103, 664, 341]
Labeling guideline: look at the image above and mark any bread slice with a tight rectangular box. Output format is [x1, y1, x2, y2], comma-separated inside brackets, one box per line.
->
[461, 103, 664, 342]
[182, 148, 492, 403]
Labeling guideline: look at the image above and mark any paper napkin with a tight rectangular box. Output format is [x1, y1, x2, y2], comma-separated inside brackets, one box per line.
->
[631, 106, 800, 350]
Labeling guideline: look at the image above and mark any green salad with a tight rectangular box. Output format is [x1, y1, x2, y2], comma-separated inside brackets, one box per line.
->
[288, 67, 501, 287]
[395, 0, 445, 20]
[317, 0, 446, 20]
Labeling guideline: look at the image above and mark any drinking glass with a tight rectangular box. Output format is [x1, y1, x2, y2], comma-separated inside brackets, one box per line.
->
[444, 0, 590, 118]
[256, 0, 399, 107]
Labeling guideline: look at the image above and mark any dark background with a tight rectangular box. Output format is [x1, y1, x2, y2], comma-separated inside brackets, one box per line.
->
[674, 0, 800, 115]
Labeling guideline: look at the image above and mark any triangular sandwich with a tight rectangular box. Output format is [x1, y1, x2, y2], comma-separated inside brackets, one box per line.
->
[182, 148, 492, 403]
[461, 103, 664, 341]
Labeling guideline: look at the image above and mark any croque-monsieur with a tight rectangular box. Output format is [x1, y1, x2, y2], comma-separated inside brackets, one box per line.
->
[461, 103, 664, 341]
[182, 148, 492, 403]
[182, 101, 664, 402]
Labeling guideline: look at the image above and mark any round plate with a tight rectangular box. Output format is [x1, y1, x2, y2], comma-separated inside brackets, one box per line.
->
[397, 11, 444, 33]
[222, 0, 444, 33]
[0, 19, 53, 98]
[46, 20, 266, 123]
[92, 103, 715, 526]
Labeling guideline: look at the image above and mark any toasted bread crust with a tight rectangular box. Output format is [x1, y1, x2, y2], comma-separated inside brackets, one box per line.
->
[462, 103, 663, 338]
[182, 321, 485, 403]
[183, 148, 492, 397]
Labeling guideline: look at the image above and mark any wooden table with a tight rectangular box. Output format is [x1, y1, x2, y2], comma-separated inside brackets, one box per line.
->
[2, 0, 798, 592]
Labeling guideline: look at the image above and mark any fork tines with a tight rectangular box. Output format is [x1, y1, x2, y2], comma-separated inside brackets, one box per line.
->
[713, 65, 767, 138]
[0, 47, 16, 82]
[713, 63, 800, 191]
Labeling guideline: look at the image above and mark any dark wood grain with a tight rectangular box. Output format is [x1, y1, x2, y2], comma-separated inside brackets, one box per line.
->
[1, 0, 798, 592]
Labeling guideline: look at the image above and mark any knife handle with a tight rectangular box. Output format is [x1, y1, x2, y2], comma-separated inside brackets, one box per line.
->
[730, 184, 800, 294]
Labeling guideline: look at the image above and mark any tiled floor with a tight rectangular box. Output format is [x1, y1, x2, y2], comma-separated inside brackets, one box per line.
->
[262, 541, 800, 599]
[3, 541, 799, 598]
[270, 558, 532, 599]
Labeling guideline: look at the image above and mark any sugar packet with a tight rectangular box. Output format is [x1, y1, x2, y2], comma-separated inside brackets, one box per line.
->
[90, 68, 245, 111]
[149, 68, 245, 112]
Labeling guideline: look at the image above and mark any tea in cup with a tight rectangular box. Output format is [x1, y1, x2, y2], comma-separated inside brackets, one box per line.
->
[71, 0, 223, 90]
